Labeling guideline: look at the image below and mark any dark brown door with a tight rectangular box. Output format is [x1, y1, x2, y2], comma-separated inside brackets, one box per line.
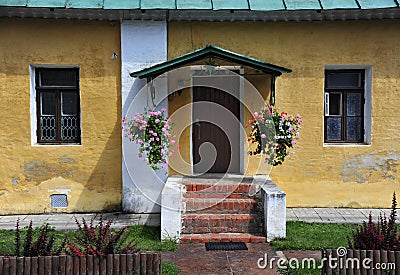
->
[192, 86, 240, 173]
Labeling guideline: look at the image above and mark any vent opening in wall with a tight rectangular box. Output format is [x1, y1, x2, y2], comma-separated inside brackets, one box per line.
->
[50, 194, 68, 208]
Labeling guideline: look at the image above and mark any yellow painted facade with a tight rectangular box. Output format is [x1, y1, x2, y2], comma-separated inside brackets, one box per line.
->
[168, 20, 400, 208]
[0, 18, 122, 214]
[1, 17, 399, 213]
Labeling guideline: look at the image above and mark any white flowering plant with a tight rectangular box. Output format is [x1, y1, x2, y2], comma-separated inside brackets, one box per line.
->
[123, 108, 175, 170]
[248, 104, 302, 166]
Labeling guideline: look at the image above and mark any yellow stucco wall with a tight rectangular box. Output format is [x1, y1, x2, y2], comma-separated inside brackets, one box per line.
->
[168, 20, 400, 208]
[0, 18, 122, 214]
[169, 87, 192, 175]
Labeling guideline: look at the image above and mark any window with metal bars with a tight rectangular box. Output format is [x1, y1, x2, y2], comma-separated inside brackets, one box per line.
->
[36, 68, 80, 144]
[324, 70, 365, 143]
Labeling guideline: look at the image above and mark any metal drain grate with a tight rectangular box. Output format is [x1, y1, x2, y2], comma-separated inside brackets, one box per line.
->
[50, 194, 68, 208]
[205, 242, 248, 251]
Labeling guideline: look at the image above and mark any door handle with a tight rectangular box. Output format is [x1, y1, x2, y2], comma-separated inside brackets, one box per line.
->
[196, 123, 201, 139]
[194, 120, 201, 139]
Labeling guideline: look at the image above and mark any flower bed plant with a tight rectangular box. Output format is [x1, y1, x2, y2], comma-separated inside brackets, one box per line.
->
[248, 104, 302, 166]
[322, 192, 400, 274]
[15, 220, 66, 257]
[347, 192, 399, 251]
[67, 216, 139, 256]
[123, 108, 175, 170]
[1, 217, 163, 275]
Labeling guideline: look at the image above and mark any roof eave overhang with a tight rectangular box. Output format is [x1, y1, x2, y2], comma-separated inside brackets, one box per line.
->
[130, 46, 291, 79]
[1, 7, 400, 21]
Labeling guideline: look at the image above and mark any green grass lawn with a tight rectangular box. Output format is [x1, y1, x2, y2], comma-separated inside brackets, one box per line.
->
[278, 261, 322, 275]
[271, 221, 400, 251]
[0, 225, 177, 256]
[271, 221, 360, 251]
[162, 262, 180, 275]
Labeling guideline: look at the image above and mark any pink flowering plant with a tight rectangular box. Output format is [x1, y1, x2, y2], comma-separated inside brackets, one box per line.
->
[248, 104, 302, 166]
[123, 108, 175, 170]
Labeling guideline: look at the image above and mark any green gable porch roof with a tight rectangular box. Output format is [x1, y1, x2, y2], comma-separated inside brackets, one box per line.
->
[0, 0, 398, 10]
[130, 45, 292, 79]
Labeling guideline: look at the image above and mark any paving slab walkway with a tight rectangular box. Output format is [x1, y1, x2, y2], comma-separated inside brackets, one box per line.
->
[287, 207, 394, 224]
[0, 212, 160, 230]
[0, 208, 394, 230]
[162, 243, 281, 275]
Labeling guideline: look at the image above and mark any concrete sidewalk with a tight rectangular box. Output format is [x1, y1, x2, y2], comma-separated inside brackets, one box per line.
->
[0, 208, 394, 230]
[287, 207, 394, 224]
[0, 212, 160, 230]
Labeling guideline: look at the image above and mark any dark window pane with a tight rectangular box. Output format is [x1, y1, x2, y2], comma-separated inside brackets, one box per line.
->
[327, 117, 341, 141]
[41, 92, 56, 115]
[327, 72, 361, 88]
[62, 92, 78, 115]
[347, 93, 362, 116]
[347, 117, 362, 141]
[40, 69, 77, 87]
[329, 93, 341, 115]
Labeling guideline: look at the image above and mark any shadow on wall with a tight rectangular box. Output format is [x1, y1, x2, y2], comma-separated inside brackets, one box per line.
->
[121, 76, 166, 214]
[81, 122, 123, 212]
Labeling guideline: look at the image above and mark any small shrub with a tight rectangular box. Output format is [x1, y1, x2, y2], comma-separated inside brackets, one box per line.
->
[15, 219, 66, 256]
[347, 192, 399, 251]
[67, 215, 139, 256]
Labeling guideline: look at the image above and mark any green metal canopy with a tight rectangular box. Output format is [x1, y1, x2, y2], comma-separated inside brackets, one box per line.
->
[130, 45, 292, 79]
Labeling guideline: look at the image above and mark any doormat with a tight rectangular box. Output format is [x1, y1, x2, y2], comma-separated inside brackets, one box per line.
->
[205, 242, 248, 251]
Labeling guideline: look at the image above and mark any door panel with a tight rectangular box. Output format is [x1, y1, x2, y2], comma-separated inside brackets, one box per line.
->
[192, 82, 240, 173]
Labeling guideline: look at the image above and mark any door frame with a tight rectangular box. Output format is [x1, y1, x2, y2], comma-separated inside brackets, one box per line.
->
[189, 66, 245, 175]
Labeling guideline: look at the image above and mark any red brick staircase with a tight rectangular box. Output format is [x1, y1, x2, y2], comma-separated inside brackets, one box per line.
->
[180, 178, 266, 243]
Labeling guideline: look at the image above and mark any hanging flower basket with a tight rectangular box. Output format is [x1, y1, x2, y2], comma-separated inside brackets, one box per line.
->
[248, 104, 302, 166]
[123, 108, 175, 170]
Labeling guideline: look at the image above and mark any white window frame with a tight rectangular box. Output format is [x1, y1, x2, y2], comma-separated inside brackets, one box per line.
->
[30, 65, 82, 146]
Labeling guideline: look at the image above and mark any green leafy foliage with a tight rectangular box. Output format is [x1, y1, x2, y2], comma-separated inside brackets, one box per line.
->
[248, 105, 302, 166]
[123, 108, 175, 170]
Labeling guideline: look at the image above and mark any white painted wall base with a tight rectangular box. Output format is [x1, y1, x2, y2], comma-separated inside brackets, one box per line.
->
[161, 176, 184, 241]
[121, 20, 168, 213]
[255, 175, 287, 241]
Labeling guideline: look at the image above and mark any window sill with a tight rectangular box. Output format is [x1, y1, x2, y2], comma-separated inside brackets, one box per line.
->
[323, 143, 371, 147]
[32, 143, 82, 147]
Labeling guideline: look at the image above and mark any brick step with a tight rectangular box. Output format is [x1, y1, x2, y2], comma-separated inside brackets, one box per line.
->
[183, 192, 253, 199]
[182, 214, 263, 234]
[184, 183, 257, 194]
[180, 233, 266, 243]
[182, 226, 264, 234]
[183, 198, 258, 213]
